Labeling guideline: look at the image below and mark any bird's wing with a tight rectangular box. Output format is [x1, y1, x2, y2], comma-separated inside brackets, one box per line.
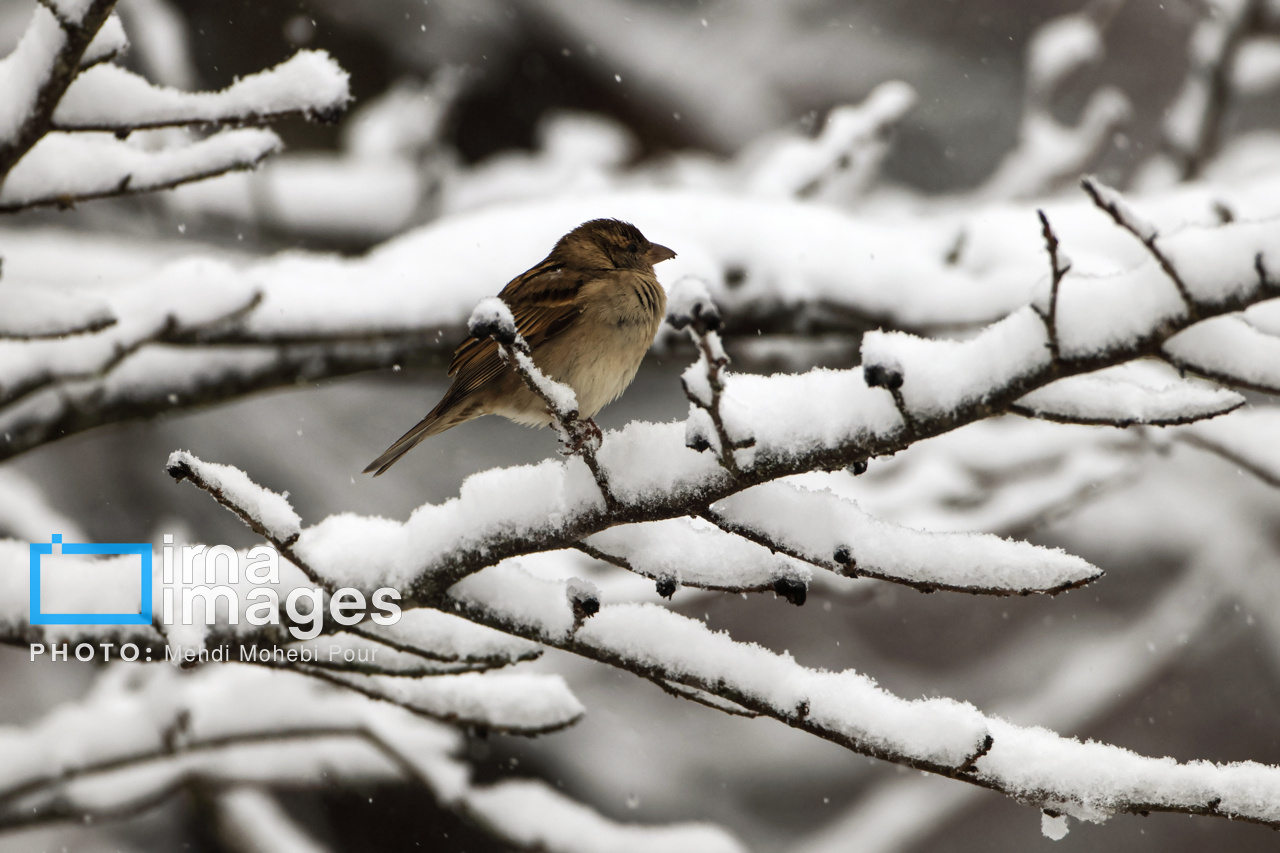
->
[445, 260, 585, 395]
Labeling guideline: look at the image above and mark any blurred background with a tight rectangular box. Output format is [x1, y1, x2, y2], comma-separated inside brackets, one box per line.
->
[2, 0, 1280, 851]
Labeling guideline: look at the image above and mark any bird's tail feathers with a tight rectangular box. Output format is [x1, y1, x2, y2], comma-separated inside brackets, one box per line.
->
[362, 403, 471, 476]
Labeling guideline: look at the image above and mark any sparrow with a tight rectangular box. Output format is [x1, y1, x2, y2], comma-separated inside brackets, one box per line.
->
[364, 218, 675, 476]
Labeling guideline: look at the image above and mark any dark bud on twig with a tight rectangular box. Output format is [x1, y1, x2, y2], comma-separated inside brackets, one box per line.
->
[833, 545, 854, 566]
[773, 577, 807, 606]
[470, 316, 516, 346]
[567, 579, 600, 622]
[687, 434, 712, 453]
[166, 459, 194, 482]
[863, 362, 903, 390]
[655, 576, 678, 599]
[666, 287, 724, 334]
[849, 460, 868, 476]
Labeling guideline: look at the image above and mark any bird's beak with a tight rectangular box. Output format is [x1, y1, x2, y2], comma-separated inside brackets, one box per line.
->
[646, 243, 677, 265]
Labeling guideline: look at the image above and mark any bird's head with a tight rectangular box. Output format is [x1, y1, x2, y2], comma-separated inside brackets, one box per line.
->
[553, 218, 676, 272]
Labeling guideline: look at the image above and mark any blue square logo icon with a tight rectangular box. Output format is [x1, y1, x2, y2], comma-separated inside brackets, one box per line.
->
[30, 535, 153, 626]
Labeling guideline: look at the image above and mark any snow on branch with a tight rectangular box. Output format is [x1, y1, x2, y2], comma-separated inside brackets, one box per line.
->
[446, 567, 1280, 831]
[166, 450, 301, 545]
[215, 787, 333, 853]
[0, 286, 114, 339]
[1163, 313, 1280, 394]
[0, 0, 119, 179]
[0, 664, 463, 830]
[743, 81, 916, 201]
[230, 205, 1280, 612]
[579, 518, 812, 602]
[292, 669, 584, 736]
[0, 663, 705, 849]
[8, 176, 1280, 465]
[174, 436, 1280, 828]
[1011, 365, 1244, 426]
[706, 482, 1102, 596]
[0, 261, 262, 415]
[667, 278, 754, 475]
[0, 1, 349, 212]
[0, 128, 282, 212]
[52, 50, 350, 131]
[460, 779, 746, 853]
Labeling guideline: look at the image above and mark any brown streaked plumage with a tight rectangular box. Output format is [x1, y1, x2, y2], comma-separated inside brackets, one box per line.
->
[364, 219, 675, 476]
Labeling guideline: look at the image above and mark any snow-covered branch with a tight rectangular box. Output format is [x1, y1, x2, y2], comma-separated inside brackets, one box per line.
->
[0, 1, 349, 212]
[667, 279, 754, 476]
[0, 664, 732, 850]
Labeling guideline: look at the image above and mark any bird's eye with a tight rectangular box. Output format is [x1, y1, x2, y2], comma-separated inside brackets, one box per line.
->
[626, 242, 638, 253]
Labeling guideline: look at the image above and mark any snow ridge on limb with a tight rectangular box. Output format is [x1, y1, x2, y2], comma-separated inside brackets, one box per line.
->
[1163, 314, 1280, 395]
[0, 2, 349, 212]
[166, 450, 301, 546]
[53, 50, 350, 131]
[706, 482, 1102, 596]
[580, 517, 812, 601]
[460, 778, 747, 853]
[0, 128, 282, 212]
[1012, 367, 1245, 427]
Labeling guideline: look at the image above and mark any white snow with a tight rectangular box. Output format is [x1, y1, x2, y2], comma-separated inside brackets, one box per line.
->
[1163, 315, 1280, 393]
[314, 670, 585, 734]
[1232, 37, 1280, 95]
[1025, 16, 1102, 95]
[0, 286, 113, 338]
[861, 308, 1051, 418]
[217, 787, 329, 853]
[711, 482, 1101, 594]
[1082, 176, 1158, 242]
[463, 779, 747, 853]
[583, 518, 811, 592]
[166, 450, 301, 543]
[1041, 812, 1070, 840]
[0, 128, 281, 210]
[360, 608, 541, 665]
[575, 602, 991, 768]
[80, 13, 127, 67]
[744, 81, 916, 199]
[55, 50, 350, 130]
[0, 5, 63, 147]
[1014, 365, 1244, 425]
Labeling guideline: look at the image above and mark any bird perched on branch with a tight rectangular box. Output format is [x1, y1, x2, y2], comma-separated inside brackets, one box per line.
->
[364, 219, 675, 476]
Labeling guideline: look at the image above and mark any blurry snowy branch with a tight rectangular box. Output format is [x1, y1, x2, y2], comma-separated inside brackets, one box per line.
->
[0, 0, 350, 213]
[981, 1, 1131, 199]
[0, 665, 743, 852]
[1157, 0, 1280, 181]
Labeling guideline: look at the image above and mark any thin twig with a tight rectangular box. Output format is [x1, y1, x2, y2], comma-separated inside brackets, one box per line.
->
[1035, 209, 1070, 363]
[1081, 176, 1199, 320]
[492, 332, 619, 512]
